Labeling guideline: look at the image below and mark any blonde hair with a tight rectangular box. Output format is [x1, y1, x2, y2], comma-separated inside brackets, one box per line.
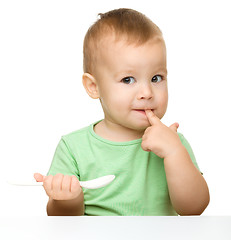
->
[83, 8, 163, 74]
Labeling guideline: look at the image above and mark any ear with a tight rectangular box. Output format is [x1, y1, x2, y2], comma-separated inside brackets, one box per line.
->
[82, 73, 99, 99]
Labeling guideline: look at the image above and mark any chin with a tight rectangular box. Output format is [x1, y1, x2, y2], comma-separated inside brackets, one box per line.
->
[130, 122, 150, 131]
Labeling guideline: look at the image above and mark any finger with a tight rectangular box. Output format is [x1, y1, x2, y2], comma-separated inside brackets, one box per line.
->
[52, 173, 63, 192]
[43, 175, 53, 196]
[141, 140, 151, 152]
[43, 175, 53, 188]
[169, 122, 179, 132]
[34, 173, 45, 182]
[145, 109, 159, 126]
[62, 175, 72, 193]
[71, 175, 80, 193]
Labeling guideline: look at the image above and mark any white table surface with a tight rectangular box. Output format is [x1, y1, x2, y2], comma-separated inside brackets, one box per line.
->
[0, 216, 230, 240]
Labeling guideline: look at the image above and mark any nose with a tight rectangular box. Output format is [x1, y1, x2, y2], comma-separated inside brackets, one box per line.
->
[137, 83, 153, 100]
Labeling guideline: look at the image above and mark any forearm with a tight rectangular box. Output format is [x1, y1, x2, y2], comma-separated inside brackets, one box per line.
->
[164, 147, 210, 215]
[47, 190, 85, 216]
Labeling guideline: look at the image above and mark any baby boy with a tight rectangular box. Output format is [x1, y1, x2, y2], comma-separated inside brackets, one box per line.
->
[34, 8, 210, 216]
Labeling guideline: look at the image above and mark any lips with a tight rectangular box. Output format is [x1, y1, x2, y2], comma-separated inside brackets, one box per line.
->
[133, 109, 154, 115]
[134, 109, 154, 111]
[135, 110, 145, 112]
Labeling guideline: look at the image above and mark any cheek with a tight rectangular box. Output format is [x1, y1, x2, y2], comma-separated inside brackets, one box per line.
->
[98, 83, 113, 103]
[107, 88, 129, 104]
[156, 90, 168, 116]
[100, 90, 124, 112]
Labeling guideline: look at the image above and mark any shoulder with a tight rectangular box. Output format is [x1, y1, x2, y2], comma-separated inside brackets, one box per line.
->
[64, 125, 89, 137]
[177, 132, 190, 144]
[177, 132, 201, 172]
[177, 132, 193, 152]
[177, 132, 185, 142]
[60, 125, 91, 145]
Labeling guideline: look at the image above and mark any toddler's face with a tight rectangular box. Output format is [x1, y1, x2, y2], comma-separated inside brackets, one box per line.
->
[94, 37, 168, 132]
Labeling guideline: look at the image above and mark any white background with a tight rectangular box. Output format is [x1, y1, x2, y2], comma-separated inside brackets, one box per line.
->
[0, 0, 230, 216]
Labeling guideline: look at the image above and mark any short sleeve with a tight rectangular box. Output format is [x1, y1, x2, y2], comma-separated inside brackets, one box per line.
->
[47, 138, 80, 179]
[177, 133, 202, 174]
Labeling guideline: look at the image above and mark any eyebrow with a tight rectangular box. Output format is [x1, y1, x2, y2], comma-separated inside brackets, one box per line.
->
[114, 67, 167, 78]
[155, 67, 168, 75]
[114, 70, 135, 78]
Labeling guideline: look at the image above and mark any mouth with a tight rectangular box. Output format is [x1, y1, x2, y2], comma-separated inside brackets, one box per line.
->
[133, 109, 154, 115]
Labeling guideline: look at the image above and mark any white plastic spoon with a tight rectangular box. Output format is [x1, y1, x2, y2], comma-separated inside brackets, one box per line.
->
[7, 175, 115, 189]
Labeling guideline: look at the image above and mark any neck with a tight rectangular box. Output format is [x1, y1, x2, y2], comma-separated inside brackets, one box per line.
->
[94, 119, 145, 142]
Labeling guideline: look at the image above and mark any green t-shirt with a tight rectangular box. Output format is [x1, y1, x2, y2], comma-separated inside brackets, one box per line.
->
[47, 120, 200, 216]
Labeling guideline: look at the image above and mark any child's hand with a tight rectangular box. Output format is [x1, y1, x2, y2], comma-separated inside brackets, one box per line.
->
[141, 110, 183, 158]
[34, 173, 82, 200]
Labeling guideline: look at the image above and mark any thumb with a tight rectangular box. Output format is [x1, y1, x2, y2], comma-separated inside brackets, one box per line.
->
[169, 122, 179, 132]
[34, 173, 46, 182]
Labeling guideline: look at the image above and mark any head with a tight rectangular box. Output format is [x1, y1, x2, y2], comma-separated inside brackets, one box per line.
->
[82, 8, 168, 132]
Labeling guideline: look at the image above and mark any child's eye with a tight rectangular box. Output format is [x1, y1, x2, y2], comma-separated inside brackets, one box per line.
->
[121, 76, 135, 84]
[152, 75, 163, 83]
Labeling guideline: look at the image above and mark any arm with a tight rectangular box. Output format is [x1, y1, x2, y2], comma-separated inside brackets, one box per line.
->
[164, 147, 209, 215]
[47, 190, 85, 216]
[141, 110, 210, 215]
